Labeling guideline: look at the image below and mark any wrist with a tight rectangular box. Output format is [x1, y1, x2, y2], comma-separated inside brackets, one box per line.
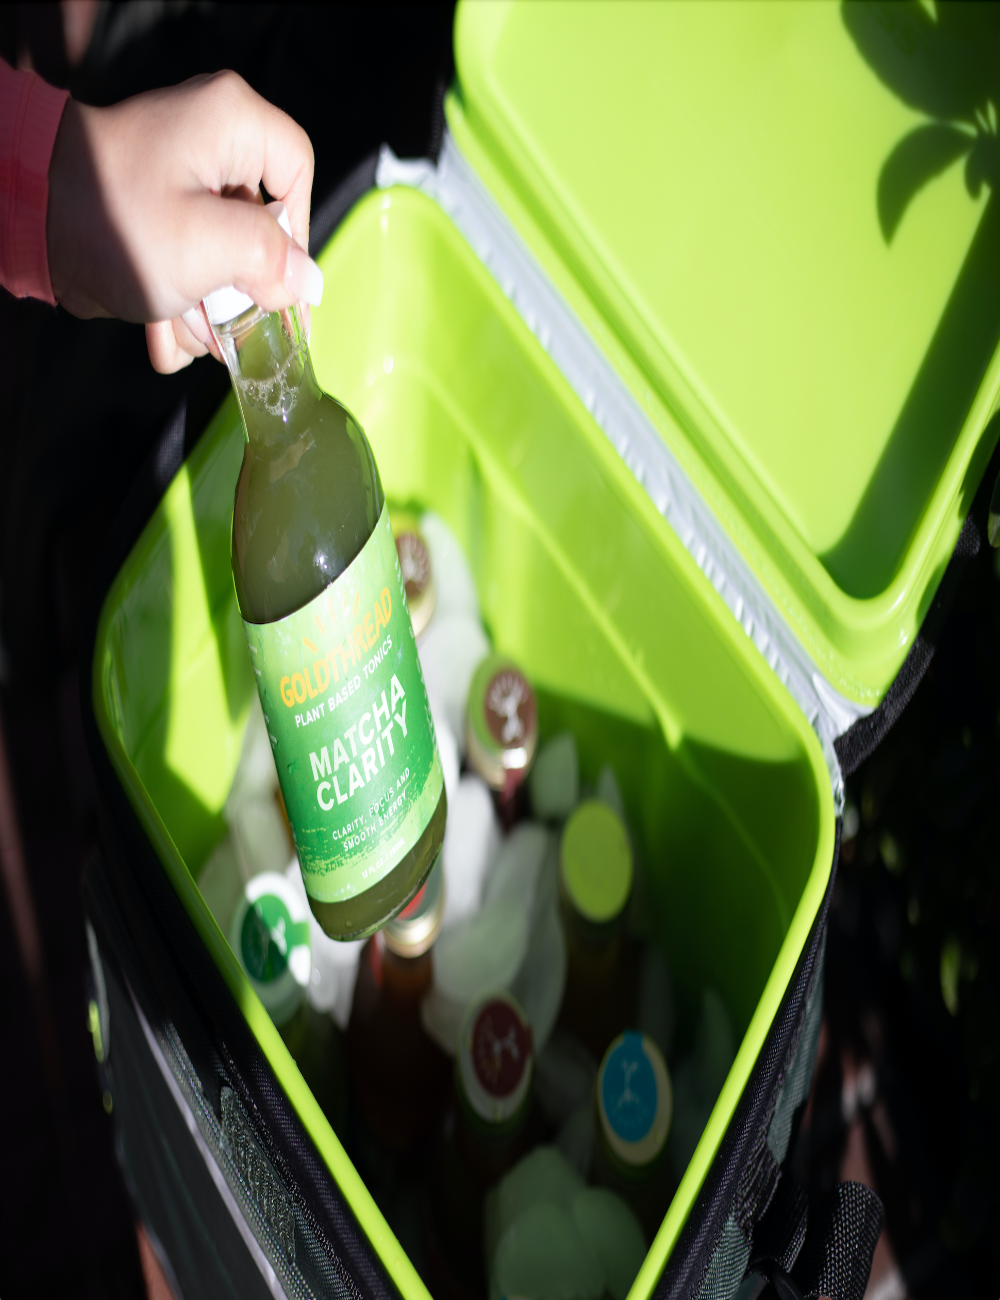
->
[47, 99, 106, 316]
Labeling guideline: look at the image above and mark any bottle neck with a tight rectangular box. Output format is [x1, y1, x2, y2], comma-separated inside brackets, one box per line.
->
[214, 303, 319, 446]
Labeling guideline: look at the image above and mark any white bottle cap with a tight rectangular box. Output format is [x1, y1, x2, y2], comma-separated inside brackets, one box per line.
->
[203, 201, 294, 326]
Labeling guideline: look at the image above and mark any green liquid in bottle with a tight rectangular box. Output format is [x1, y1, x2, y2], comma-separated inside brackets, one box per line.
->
[217, 302, 446, 939]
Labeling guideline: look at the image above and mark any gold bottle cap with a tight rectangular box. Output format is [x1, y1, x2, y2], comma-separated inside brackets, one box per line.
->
[392, 511, 436, 639]
[465, 653, 539, 792]
[383, 857, 445, 957]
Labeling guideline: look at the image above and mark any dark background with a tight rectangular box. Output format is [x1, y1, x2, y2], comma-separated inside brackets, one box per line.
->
[0, 3, 995, 1298]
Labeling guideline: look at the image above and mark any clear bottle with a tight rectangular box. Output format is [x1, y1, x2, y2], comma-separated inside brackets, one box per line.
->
[429, 992, 535, 1298]
[230, 872, 346, 1132]
[346, 860, 450, 1150]
[593, 1031, 673, 1240]
[205, 233, 447, 942]
[557, 800, 637, 1060]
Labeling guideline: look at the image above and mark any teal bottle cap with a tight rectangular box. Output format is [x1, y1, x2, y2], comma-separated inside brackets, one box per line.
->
[465, 653, 538, 791]
[458, 991, 534, 1128]
[560, 801, 633, 924]
[230, 871, 311, 1027]
[597, 1031, 672, 1169]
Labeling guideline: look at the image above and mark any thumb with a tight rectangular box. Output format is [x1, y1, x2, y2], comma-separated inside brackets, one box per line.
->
[183, 193, 323, 313]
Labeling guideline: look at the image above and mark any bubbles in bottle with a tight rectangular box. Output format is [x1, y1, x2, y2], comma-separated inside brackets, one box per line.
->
[236, 341, 306, 418]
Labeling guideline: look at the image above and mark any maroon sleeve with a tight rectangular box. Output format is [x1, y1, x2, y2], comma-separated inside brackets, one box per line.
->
[0, 59, 70, 304]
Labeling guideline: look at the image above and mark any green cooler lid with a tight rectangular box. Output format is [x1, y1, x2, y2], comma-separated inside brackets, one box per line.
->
[449, 1, 1000, 707]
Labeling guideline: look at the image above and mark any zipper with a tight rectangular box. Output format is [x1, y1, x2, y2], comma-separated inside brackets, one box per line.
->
[375, 138, 866, 813]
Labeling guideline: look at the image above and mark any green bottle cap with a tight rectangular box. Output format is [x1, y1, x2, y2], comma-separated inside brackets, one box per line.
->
[559, 801, 633, 924]
[383, 857, 445, 957]
[597, 1031, 672, 1171]
[465, 653, 539, 792]
[458, 991, 534, 1130]
[230, 872, 312, 1028]
[392, 511, 437, 639]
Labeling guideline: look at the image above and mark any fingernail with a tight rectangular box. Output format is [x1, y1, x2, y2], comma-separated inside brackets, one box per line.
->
[285, 244, 323, 307]
[182, 306, 213, 345]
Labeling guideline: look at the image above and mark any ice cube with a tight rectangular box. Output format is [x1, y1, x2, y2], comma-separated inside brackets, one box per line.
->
[636, 943, 676, 1060]
[420, 985, 465, 1056]
[198, 836, 243, 934]
[418, 613, 490, 755]
[284, 861, 364, 1027]
[484, 1145, 585, 1279]
[535, 1029, 598, 1128]
[226, 692, 278, 821]
[432, 895, 528, 1006]
[595, 764, 625, 821]
[668, 1056, 712, 1177]
[695, 987, 735, 1103]
[483, 822, 550, 917]
[556, 1105, 594, 1180]
[231, 795, 294, 883]
[441, 775, 500, 930]
[571, 1189, 646, 1300]
[420, 511, 480, 623]
[491, 1202, 602, 1300]
[430, 703, 460, 810]
[528, 731, 579, 820]
[510, 901, 566, 1055]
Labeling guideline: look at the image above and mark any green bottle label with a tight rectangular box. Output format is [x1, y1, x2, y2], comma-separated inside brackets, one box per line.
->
[243, 503, 443, 904]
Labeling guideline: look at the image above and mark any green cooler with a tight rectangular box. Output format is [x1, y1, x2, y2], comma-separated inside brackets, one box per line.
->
[82, 4, 1000, 1299]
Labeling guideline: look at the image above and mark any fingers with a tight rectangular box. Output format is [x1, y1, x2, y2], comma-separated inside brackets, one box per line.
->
[182, 193, 323, 313]
[200, 72, 315, 253]
[145, 318, 211, 374]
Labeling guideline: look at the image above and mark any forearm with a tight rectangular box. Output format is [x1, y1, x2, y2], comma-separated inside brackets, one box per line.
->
[0, 59, 70, 304]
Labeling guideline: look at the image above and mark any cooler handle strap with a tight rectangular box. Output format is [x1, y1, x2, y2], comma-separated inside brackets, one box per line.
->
[748, 1179, 884, 1300]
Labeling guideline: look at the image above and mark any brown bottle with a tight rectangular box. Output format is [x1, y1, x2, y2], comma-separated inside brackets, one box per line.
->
[557, 801, 637, 1060]
[428, 993, 535, 1299]
[346, 862, 449, 1149]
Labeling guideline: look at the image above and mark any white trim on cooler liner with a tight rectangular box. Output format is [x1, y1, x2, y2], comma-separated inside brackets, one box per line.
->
[374, 137, 870, 812]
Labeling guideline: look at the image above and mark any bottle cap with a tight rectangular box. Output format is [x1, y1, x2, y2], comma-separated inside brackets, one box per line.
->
[230, 871, 311, 1027]
[465, 653, 539, 792]
[560, 801, 633, 925]
[597, 1031, 672, 1170]
[458, 992, 534, 1130]
[383, 858, 445, 957]
[392, 512, 437, 638]
[203, 202, 293, 327]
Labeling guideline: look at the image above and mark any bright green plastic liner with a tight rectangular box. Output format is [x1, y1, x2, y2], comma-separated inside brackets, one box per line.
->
[93, 181, 834, 1298]
[450, 0, 1000, 707]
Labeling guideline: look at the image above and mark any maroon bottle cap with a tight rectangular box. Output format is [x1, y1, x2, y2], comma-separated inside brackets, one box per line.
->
[458, 992, 534, 1127]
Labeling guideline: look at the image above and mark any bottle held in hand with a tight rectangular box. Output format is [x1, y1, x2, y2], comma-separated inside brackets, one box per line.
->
[206, 233, 446, 941]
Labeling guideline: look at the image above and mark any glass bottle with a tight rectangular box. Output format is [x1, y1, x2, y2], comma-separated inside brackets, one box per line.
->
[593, 1031, 673, 1240]
[230, 872, 346, 1132]
[391, 509, 436, 639]
[346, 860, 450, 1149]
[465, 653, 539, 826]
[557, 800, 637, 1060]
[429, 992, 535, 1298]
[205, 239, 446, 942]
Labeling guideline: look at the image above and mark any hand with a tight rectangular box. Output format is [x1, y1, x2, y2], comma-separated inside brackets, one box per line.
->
[46, 71, 323, 373]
